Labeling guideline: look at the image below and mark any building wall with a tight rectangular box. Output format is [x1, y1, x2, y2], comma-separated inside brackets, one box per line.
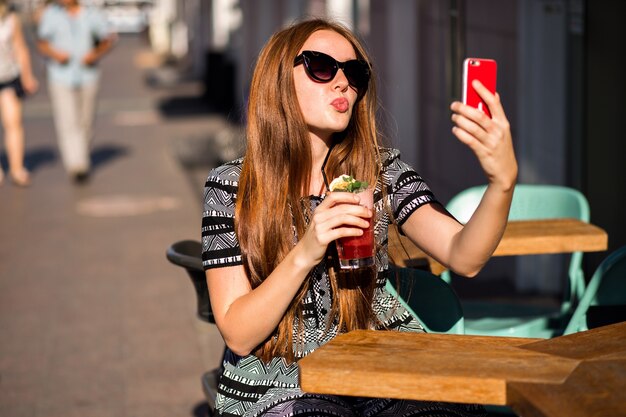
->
[584, 0, 626, 270]
[411, 0, 519, 204]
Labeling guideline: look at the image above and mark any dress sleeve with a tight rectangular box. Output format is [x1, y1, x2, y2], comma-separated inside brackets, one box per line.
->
[201, 163, 243, 270]
[381, 148, 438, 226]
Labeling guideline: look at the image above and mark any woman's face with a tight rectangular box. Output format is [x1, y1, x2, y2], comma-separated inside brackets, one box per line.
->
[294, 30, 360, 143]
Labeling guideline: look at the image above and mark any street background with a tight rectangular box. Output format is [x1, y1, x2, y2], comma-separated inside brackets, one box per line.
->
[0, 32, 232, 417]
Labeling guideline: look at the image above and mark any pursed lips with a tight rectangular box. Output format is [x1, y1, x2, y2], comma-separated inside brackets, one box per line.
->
[331, 97, 349, 113]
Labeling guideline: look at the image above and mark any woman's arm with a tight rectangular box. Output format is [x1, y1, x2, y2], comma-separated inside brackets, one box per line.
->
[11, 15, 38, 94]
[402, 80, 517, 277]
[207, 191, 372, 356]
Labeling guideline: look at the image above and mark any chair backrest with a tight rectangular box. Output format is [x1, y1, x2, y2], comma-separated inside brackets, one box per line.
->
[444, 184, 590, 306]
[446, 184, 590, 223]
[386, 266, 464, 334]
[563, 245, 626, 335]
[166, 240, 214, 323]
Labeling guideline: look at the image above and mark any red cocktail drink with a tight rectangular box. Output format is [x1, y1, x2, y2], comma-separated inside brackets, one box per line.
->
[336, 187, 375, 269]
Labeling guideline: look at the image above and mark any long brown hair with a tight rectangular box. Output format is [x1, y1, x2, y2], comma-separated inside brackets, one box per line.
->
[236, 19, 382, 363]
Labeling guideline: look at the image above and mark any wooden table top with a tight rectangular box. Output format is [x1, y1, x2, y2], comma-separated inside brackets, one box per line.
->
[508, 359, 626, 417]
[298, 330, 576, 405]
[508, 322, 626, 417]
[298, 322, 626, 417]
[389, 218, 609, 275]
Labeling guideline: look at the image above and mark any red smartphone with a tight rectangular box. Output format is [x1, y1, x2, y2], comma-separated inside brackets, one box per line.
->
[462, 58, 497, 118]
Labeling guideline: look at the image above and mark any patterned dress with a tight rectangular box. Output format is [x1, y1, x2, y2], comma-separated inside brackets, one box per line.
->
[201, 148, 486, 417]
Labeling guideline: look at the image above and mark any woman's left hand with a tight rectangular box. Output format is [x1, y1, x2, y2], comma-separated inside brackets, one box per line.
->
[21, 74, 38, 95]
[450, 80, 518, 191]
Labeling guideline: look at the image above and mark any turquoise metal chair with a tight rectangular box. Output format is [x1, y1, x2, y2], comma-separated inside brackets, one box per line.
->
[386, 266, 464, 334]
[442, 184, 590, 338]
[563, 245, 626, 335]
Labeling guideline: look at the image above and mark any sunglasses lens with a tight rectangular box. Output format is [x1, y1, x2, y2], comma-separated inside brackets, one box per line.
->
[305, 53, 337, 81]
[344, 61, 370, 89]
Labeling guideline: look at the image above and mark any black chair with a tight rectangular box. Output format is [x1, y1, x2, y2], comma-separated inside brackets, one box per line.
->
[166, 240, 220, 416]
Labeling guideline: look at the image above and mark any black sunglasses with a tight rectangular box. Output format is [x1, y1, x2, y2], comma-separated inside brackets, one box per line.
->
[294, 50, 371, 92]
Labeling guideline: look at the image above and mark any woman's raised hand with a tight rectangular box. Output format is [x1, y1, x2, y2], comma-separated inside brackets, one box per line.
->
[450, 80, 518, 191]
[298, 192, 372, 268]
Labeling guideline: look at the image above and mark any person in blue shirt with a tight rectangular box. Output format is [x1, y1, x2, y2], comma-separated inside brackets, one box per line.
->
[37, 0, 115, 183]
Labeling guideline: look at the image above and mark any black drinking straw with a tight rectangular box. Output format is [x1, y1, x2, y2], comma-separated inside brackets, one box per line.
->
[321, 143, 335, 192]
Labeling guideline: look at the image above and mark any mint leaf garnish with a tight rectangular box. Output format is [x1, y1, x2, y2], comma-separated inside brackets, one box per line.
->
[329, 174, 368, 193]
[347, 180, 368, 192]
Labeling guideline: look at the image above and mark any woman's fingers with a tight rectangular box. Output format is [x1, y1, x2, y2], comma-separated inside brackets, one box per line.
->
[453, 81, 508, 132]
[322, 190, 361, 206]
[315, 224, 365, 244]
[471, 80, 507, 121]
[320, 192, 372, 222]
[451, 111, 489, 143]
[451, 83, 510, 147]
[23, 76, 39, 94]
[449, 81, 517, 190]
[308, 193, 372, 244]
[451, 125, 482, 152]
[299, 191, 375, 265]
[313, 202, 371, 232]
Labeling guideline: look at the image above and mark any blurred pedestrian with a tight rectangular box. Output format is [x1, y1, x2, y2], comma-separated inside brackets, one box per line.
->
[0, 0, 38, 187]
[36, 0, 115, 183]
[32, 0, 55, 26]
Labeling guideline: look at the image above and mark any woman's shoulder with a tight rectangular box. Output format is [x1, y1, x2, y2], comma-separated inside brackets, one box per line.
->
[379, 147, 402, 167]
[378, 146, 425, 183]
[205, 157, 244, 186]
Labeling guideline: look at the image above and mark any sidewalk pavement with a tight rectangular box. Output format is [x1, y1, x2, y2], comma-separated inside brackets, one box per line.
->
[0, 34, 240, 417]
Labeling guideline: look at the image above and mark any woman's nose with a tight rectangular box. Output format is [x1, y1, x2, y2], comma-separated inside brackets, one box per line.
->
[332, 69, 350, 91]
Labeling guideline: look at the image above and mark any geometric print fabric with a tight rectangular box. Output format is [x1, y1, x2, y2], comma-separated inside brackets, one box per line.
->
[202, 148, 452, 417]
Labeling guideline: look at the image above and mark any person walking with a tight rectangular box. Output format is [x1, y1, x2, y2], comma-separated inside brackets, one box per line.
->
[0, 0, 38, 187]
[36, 0, 115, 183]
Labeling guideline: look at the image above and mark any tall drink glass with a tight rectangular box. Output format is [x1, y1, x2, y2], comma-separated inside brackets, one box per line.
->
[335, 187, 375, 269]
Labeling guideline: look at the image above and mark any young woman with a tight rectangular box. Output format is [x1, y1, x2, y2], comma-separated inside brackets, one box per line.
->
[0, 0, 38, 186]
[202, 18, 517, 417]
